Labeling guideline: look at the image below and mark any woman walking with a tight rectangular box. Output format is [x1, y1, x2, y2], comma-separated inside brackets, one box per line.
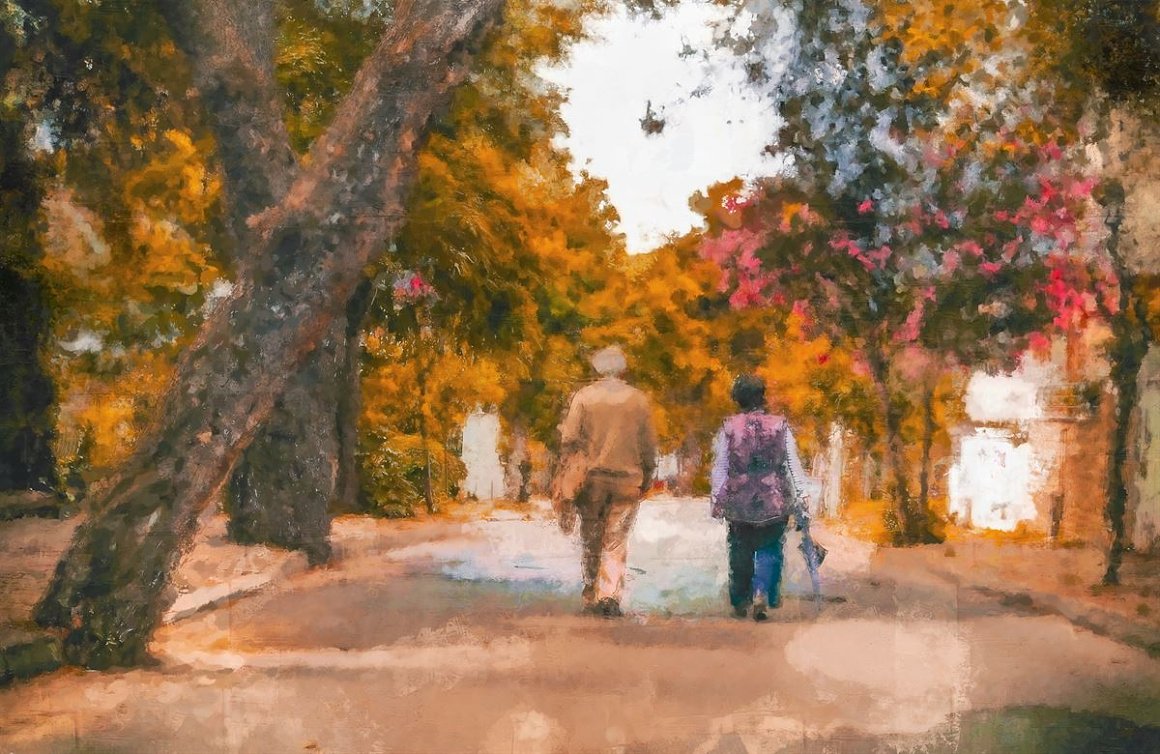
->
[710, 374, 812, 621]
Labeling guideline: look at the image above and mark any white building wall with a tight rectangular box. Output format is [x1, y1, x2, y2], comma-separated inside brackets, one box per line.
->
[461, 409, 506, 501]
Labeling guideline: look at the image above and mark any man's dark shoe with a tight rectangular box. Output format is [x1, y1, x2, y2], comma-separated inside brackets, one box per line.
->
[597, 598, 623, 618]
[731, 605, 749, 619]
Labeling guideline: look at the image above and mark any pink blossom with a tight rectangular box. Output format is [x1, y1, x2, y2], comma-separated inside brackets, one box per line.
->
[858, 199, 874, 214]
[869, 245, 892, 268]
[1069, 177, 1096, 199]
[728, 276, 764, 309]
[738, 244, 761, 275]
[700, 226, 768, 271]
[959, 240, 984, 258]
[1028, 332, 1051, 353]
[723, 194, 751, 213]
[980, 261, 1003, 276]
[1037, 176, 1059, 203]
[895, 303, 925, 343]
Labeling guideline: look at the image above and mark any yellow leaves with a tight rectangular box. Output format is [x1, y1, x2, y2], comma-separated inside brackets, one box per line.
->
[58, 350, 178, 470]
[43, 125, 224, 473]
[121, 128, 220, 226]
[129, 214, 219, 296]
[879, 0, 1011, 59]
[876, 0, 1027, 116]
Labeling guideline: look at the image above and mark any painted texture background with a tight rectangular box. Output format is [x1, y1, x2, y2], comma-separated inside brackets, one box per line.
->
[1, 0, 1159, 751]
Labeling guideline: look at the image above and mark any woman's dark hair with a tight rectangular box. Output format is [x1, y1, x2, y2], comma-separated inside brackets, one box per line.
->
[731, 374, 766, 411]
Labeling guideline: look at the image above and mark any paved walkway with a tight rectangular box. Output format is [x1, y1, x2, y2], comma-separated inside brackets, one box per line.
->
[2, 497, 1160, 752]
[3, 497, 1159, 682]
[0, 509, 305, 683]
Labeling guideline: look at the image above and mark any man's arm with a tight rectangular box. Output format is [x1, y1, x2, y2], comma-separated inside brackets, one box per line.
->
[638, 400, 659, 492]
[558, 391, 586, 456]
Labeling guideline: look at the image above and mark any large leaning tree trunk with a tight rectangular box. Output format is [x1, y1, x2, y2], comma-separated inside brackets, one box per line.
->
[35, 0, 506, 669]
[157, 0, 351, 558]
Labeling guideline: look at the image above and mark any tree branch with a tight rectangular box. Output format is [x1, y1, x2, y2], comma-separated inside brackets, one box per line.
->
[158, 0, 298, 262]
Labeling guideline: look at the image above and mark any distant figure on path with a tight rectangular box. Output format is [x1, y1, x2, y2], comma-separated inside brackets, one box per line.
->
[710, 374, 812, 621]
[557, 346, 658, 618]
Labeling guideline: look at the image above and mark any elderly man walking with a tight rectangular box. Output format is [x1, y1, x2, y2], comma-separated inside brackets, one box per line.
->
[557, 346, 658, 617]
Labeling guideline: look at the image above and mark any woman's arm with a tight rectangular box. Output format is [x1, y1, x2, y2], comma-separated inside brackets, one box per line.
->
[709, 427, 729, 518]
[784, 427, 811, 526]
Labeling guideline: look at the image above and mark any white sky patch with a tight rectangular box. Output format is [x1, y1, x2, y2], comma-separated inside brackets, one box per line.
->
[30, 120, 56, 153]
[540, 1, 792, 253]
[59, 330, 104, 354]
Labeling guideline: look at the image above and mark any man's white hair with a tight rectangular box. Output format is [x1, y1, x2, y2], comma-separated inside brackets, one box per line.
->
[591, 345, 627, 376]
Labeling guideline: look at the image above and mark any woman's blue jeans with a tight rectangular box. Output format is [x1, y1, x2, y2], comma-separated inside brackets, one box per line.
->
[727, 519, 788, 608]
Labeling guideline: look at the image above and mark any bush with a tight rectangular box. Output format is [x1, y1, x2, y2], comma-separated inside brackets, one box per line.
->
[359, 430, 465, 516]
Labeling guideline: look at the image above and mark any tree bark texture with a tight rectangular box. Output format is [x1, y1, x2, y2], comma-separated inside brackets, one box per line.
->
[226, 319, 345, 565]
[35, 0, 505, 668]
[0, 117, 58, 493]
[867, 346, 940, 545]
[228, 275, 372, 541]
[917, 383, 936, 521]
[334, 277, 376, 513]
[1100, 189, 1152, 584]
[162, 0, 348, 552]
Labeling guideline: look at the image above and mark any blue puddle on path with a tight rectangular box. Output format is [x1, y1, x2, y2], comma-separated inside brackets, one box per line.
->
[382, 497, 824, 615]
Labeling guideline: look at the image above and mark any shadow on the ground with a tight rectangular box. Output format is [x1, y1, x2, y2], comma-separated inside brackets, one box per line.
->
[769, 706, 1160, 754]
[166, 562, 1048, 658]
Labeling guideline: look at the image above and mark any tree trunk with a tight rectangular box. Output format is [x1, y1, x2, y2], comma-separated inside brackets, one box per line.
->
[1100, 184, 1152, 585]
[917, 382, 937, 521]
[226, 274, 373, 549]
[504, 423, 532, 502]
[166, 0, 351, 548]
[226, 320, 344, 566]
[0, 118, 58, 494]
[866, 346, 938, 545]
[0, 267, 58, 493]
[418, 371, 437, 514]
[35, 0, 505, 668]
[821, 423, 845, 518]
[334, 277, 376, 513]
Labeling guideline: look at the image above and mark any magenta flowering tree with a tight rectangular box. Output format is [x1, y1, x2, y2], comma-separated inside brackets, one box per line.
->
[701, 0, 1104, 543]
[704, 150, 1095, 543]
[1041, 179, 1152, 584]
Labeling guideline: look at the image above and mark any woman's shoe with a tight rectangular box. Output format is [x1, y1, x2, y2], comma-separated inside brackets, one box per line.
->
[752, 596, 769, 622]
